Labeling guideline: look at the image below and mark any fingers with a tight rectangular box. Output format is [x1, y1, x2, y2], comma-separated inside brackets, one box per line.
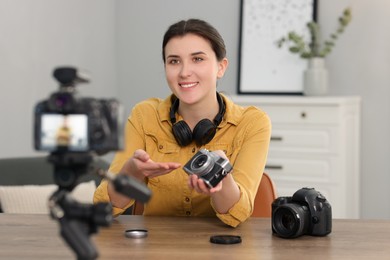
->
[144, 163, 180, 177]
[209, 181, 222, 193]
[196, 178, 210, 194]
[188, 174, 222, 195]
[133, 151, 181, 178]
[213, 150, 228, 160]
[147, 161, 181, 172]
[188, 174, 197, 190]
[158, 162, 181, 170]
[120, 150, 181, 179]
[133, 149, 150, 162]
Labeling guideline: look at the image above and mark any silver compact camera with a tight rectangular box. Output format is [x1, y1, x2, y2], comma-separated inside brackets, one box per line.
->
[183, 149, 232, 188]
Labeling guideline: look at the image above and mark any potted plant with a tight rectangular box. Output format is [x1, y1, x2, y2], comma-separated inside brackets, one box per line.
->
[277, 7, 352, 59]
[276, 7, 352, 95]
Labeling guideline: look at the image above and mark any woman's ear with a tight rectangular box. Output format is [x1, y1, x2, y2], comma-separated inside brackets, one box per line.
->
[217, 58, 229, 79]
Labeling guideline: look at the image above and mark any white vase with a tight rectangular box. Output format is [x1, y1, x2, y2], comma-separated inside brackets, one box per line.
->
[303, 58, 328, 96]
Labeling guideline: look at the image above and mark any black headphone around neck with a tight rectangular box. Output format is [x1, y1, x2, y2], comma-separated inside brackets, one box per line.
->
[169, 92, 225, 147]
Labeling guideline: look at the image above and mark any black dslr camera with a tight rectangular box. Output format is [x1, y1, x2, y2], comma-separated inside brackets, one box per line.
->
[34, 67, 122, 155]
[272, 187, 332, 238]
[183, 149, 232, 188]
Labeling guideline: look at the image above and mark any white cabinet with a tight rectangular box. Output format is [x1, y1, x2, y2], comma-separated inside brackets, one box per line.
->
[232, 95, 361, 219]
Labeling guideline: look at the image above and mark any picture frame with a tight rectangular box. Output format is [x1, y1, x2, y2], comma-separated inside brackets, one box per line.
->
[238, 0, 317, 95]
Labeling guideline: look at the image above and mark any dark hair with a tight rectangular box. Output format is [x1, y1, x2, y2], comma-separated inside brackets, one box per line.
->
[162, 19, 226, 63]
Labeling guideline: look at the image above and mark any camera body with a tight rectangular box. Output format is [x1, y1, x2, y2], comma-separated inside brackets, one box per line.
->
[272, 187, 332, 238]
[183, 149, 232, 188]
[34, 67, 123, 155]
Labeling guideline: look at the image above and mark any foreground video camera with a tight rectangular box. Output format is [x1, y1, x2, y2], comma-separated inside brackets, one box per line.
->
[183, 149, 232, 188]
[34, 67, 122, 155]
[272, 187, 332, 239]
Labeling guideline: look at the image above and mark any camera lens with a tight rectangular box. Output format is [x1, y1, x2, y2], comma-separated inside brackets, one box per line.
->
[194, 154, 207, 168]
[272, 204, 310, 238]
[190, 154, 213, 175]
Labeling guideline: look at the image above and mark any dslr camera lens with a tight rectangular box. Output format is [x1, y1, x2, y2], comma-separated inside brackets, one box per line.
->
[272, 204, 310, 238]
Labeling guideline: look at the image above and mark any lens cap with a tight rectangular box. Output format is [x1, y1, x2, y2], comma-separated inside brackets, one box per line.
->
[210, 235, 242, 244]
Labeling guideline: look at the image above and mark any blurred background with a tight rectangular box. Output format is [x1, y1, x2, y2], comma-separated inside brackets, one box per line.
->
[0, 0, 389, 219]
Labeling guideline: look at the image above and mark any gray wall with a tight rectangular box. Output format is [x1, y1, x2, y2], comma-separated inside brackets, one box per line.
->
[323, 0, 390, 219]
[0, 0, 118, 158]
[1, 0, 389, 220]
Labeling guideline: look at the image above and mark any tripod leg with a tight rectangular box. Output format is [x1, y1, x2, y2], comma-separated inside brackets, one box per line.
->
[59, 218, 98, 260]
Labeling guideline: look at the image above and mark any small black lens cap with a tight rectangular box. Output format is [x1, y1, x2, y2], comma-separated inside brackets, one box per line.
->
[210, 235, 242, 244]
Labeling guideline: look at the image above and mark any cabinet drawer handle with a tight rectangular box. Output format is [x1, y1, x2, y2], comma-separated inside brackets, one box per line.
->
[265, 165, 283, 170]
[270, 136, 283, 141]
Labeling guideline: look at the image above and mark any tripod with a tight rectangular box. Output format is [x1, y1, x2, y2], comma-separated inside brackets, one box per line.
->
[47, 152, 151, 260]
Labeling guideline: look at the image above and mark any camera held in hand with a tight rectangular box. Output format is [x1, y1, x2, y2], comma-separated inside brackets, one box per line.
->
[272, 187, 332, 239]
[34, 67, 123, 155]
[183, 149, 232, 188]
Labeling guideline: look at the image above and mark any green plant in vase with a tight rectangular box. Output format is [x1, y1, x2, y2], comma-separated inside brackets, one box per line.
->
[276, 7, 352, 59]
[276, 7, 351, 95]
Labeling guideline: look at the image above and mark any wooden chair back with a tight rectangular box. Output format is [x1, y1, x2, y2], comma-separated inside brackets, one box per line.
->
[251, 172, 277, 217]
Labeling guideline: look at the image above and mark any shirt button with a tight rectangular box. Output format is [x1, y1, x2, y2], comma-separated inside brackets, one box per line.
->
[185, 197, 190, 202]
[186, 211, 191, 216]
[192, 148, 196, 153]
[159, 145, 163, 150]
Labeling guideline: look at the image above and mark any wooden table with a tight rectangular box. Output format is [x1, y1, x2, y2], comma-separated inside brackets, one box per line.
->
[1, 214, 390, 259]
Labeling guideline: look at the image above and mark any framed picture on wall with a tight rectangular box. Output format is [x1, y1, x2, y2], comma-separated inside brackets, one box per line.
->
[238, 0, 317, 95]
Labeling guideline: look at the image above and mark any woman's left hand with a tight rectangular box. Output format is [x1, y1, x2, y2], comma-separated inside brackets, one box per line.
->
[187, 150, 227, 195]
[188, 174, 223, 195]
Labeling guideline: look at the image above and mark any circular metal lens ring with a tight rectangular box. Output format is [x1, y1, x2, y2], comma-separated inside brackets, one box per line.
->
[124, 229, 148, 239]
[190, 154, 213, 175]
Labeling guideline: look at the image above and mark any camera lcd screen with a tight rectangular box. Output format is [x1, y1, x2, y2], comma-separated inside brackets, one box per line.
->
[39, 114, 88, 151]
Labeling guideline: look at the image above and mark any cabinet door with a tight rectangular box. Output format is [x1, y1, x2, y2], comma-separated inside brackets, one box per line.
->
[260, 104, 340, 125]
[265, 155, 339, 182]
[269, 126, 339, 154]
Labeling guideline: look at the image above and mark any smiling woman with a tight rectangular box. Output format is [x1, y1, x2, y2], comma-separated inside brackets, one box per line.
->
[163, 33, 228, 111]
[93, 18, 272, 228]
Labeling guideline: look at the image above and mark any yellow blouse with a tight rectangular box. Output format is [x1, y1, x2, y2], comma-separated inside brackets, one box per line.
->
[93, 94, 271, 227]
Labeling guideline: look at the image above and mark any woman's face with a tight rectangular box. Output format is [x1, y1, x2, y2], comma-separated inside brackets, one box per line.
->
[164, 33, 228, 105]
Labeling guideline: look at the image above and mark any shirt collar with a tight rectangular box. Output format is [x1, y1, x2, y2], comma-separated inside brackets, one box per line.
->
[157, 93, 241, 127]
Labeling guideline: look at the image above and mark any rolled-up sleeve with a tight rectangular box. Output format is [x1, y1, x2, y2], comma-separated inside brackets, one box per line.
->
[213, 109, 271, 227]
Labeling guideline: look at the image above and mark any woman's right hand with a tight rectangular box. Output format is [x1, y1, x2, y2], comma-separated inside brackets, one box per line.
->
[119, 149, 181, 181]
[108, 149, 181, 209]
